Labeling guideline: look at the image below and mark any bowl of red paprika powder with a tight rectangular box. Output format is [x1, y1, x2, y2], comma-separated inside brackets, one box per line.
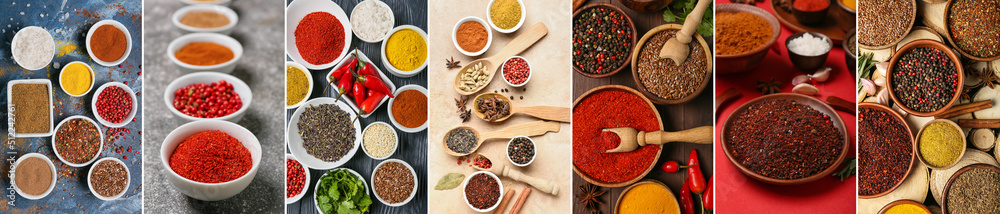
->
[160, 120, 261, 201]
[163, 72, 252, 123]
[286, 0, 352, 70]
[91, 82, 137, 128]
[86, 20, 132, 67]
[167, 32, 243, 73]
[388, 85, 428, 133]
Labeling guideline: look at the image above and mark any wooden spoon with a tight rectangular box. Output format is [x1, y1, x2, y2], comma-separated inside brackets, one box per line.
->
[442, 121, 560, 156]
[471, 154, 559, 195]
[472, 93, 571, 122]
[453, 23, 548, 95]
[602, 126, 713, 153]
[658, 0, 711, 64]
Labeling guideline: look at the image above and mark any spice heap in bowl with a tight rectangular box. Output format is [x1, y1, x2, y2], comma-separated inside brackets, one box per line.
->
[857, 0, 914, 49]
[88, 20, 132, 66]
[388, 85, 428, 132]
[11, 26, 55, 70]
[372, 159, 417, 206]
[172, 4, 238, 34]
[632, 25, 710, 105]
[453, 16, 492, 56]
[915, 119, 965, 169]
[167, 33, 243, 73]
[573, 4, 635, 78]
[313, 168, 372, 214]
[858, 103, 913, 198]
[507, 136, 535, 167]
[286, 0, 352, 70]
[286, 155, 309, 204]
[286, 97, 361, 170]
[160, 120, 261, 201]
[88, 158, 130, 200]
[12, 153, 57, 200]
[59, 61, 95, 97]
[286, 62, 312, 109]
[501, 56, 530, 87]
[887, 40, 962, 117]
[616, 180, 680, 214]
[943, 164, 1000, 214]
[463, 171, 503, 212]
[573, 86, 662, 187]
[8, 80, 54, 137]
[327, 50, 397, 118]
[487, 0, 525, 33]
[350, 0, 394, 43]
[790, 0, 830, 25]
[948, 0, 1000, 61]
[93, 82, 137, 128]
[165, 72, 252, 123]
[52, 116, 103, 167]
[362, 122, 397, 160]
[785, 32, 832, 71]
[715, 4, 779, 74]
[381, 25, 428, 77]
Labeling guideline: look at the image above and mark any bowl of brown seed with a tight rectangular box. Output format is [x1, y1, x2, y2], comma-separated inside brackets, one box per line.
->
[630, 24, 712, 105]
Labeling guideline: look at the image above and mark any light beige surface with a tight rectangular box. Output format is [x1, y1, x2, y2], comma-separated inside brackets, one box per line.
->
[427, 0, 573, 213]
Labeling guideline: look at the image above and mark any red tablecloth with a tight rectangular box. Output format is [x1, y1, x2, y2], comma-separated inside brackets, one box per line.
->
[714, 0, 857, 213]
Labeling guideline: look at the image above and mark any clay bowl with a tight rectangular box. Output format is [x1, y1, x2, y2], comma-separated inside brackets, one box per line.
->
[785, 32, 832, 72]
[791, 1, 830, 25]
[886, 39, 964, 117]
[857, 0, 915, 50]
[844, 29, 857, 72]
[941, 164, 1000, 214]
[721, 93, 849, 185]
[944, 1, 1000, 61]
[857, 102, 915, 198]
[572, 85, 663, 188]
[914, 119, 966, 170]
[572, 3, 637, 79]
[630, 24, 712, 105]
[715, 3, 781, 75]
[877, 199, 931, 214]
[836, 0, 856, 15]
[613, 179, 680, 214]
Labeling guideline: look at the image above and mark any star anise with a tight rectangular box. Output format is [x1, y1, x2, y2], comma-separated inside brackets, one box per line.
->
[961, 86, 974, 102]
[756, 77, 781, 95]
[460, 109, 471, 123]
[576, 183, 605, 214]
[455, 96, 469, 112]
[446, 57, 461, 69]
[772, 0, 791, 12]
[981, 67, 999, 89]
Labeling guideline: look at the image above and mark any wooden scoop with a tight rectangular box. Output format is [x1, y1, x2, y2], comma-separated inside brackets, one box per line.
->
[602, 126, 713, 153]
[658, 0, 711, 64]
[442, 121, 560, 156]
[471, 154, 559, 195]
[472, 93, 571, 122]
[453, 23, 548, 95]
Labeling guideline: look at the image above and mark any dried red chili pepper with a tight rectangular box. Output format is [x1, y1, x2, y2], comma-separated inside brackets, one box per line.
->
[680, 179, 695, 214]
[688, 150, 707, 194]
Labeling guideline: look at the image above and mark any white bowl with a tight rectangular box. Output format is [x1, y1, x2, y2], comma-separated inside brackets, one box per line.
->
[286, 97, 362, 170]
[285, 154, 310, 204]
[387, 85, 428, 133]
[286, 61, 313, 109]
[350, 0, 394, 43]
[371, 159, 417, 207]
[380, 25, 428, 77]
[7, 79, 55, 137]
[87, 157, 130, 200]
[160, 120, 262, 201]
[326, 49, 396, 118]
[179, 0, 231, 6]
[506, 136, 536, 167]
[52, 116, 104, 168]
[313, 168, 368, 213]
[11, 26, 54, 70]
[500, 56, 531, 87]
[361, 122, 398, 160]
[163, 72, 252, 123]
[86, 20, 132, 67]
[91, 82, 137, 128]
[172, 4, 239, 35]
[167, 33, 243, 73]
[453, 16, 492, 57]
[486, 0, 526, 33]
[58, 61, 96, 97]
[463, 171, 504, 212]
[12, 153, 57, 200]
[286, 0, 353, 70]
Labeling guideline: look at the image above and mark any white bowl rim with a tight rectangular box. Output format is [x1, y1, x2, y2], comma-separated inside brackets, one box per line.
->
[11, 26, 55, 70]
[462, 171, 504, 212]
[286, 61, 313, 109]
[91, 82, 137, 128]
[506, 136, 536, 167]
[179, 0, 232, 5]
[386, 85, 428, 133]
[51, 115, 105, 168]
[452, 16, 492, 57]
[162, 72, 253, 121]
[166, 32, 244, 70]
[159, 120, 263, 186]
[87, 157, 130, 200]
[380, 25, 428, 77]
[285, 0, 353, 70]
[371, 159, 418, 207]
[58, 61, 96, 97]
[351, 0, 395, 43]
[361, 121, 398, 160]
[313, 168, 369, 213]
[12, 153, 57, 200]
[86, 20, 133, 66]
[286, 97, 362, 170]
[172, 4, 239, 33]
[285, 154, 311, 204]
[500, 56, 531, 87]
[486, 0, 526, 33]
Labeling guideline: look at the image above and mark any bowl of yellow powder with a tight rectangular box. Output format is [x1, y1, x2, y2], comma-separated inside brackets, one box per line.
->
[59, 61, 95, 97]
[878, 199, 930, 214]
[615, 180, 680, 214]
[915, 119, 966, 170]
[380, 25, 428, 77]
[486, 0, 525, 33]
[286, 61, 313, 109]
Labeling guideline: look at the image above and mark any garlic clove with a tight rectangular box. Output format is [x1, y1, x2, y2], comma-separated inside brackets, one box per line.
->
[793, 83, 819, 95]
[874, 78, 886, 87]
[860, 78, 876, 95]
[877, 88, 891, 106]
[792, 75, 811, 86]
[876, 62, 889, 78]
[810, 67, 832, 82]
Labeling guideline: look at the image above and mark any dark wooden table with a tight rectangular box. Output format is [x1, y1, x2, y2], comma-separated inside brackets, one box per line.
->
[571, 0, 715, 213]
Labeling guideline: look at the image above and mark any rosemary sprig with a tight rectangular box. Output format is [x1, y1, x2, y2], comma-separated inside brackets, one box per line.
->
[857, 52, 878, 92]
[833, 157, 857, 181]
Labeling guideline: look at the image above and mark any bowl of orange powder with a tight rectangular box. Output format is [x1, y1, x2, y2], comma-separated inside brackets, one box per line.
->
[167, 33, 243, 73]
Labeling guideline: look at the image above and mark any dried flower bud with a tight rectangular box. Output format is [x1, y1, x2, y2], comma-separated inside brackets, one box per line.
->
[793, 83, 819, 95]
[810, 67, 832, 82]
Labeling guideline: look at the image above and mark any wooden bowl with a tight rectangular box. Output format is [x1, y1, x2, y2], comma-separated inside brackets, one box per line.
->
[572, 3, 637, 79]
[715, 3, 781, 75]
[721, 93, 849, 185]
[857, 0, 916, 50]
[858, 102, 915, 198]
[613, 179, 680, 214]
[943, 0, 1000, 61]
[572, 85, 663, 188]
[914, 119, 966, 170]
[941, 164, 1000, 214]
[877, 199, 931, 214]
[886, 39, 964, 117]
[630, 24, 712, 105]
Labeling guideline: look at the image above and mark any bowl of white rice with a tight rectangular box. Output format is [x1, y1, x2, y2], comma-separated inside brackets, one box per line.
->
[11, 26, 55, 71]
[351, 0, 394, 43]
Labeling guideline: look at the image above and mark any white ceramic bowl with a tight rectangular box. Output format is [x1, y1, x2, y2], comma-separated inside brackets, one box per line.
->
[351, 0, 394, 43]
[52, 116, 104, 168]
[180, 0, 231, 6]
[285, 154, 310, 204]
[361, 122, 398, 160]
[58, 61, 96, 97]
[11, 26, 54, 71]
[313, 168, 368, 213]
[286, 61, 313, 109]
[463, 171, 504, 212]
[286, 0, 353, 70]
[86, 20, 132, 67]
[7, 79, 55, 137]
[500, 56, 531, 87]
[371, 159, 417, 207]
[91, 82, 137, 128]
[160, 120, 262, 201]
[167, 33, 243, 73]
[163, 72, 252, 123]
[453, 16, 493, 56]
[506, 136, 536, 167]
[172, 4, 239, 35]
[87, 157, 130, 200]
[12, 153, 57, 200]
[286, 97, 362, 170]
[387, 85, 428, 133]
[326, 49, 396, 118]
[380, 25, 428, 77]
[486, 0, 526, 33]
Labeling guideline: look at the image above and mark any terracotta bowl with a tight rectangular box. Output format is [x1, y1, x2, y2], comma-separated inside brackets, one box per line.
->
[877, 199, 931, 214]
[785, 32, 832, 72]
[836, 0, 856, 15]
[715, 3, 781, 75]
[886, 39, 964, 117]
[721, 93, 849, 185]
[857, 0, 915, 49]
[791, 1, 830, 25]
[914, 119, 966, 170]
[944, 1, 1000, 61]
[630, 24, 712, 105]
[572, 3, 637, 79]
[941, 164, 1000, 214]
[572, 85, 663, 188]
[857, 102, 915, 198]
[613, 179, 680, 214]
[844, 29, 857, 72]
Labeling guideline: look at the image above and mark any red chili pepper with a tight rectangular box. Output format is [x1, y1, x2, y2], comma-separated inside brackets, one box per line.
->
[352, 80, 366, 105]
[679, 179, 695, 214]
[358, 93, 385, 115]
[688, 150, 707, 194]
[661, 160, 691, 173]
[330, 57, 356, 81]
[703, 176, 713, 210]
[336, 71, 354, 100]
[367, 89, 383, 99]
[356, 75, 394, 98]
[357, 60, 380, 79]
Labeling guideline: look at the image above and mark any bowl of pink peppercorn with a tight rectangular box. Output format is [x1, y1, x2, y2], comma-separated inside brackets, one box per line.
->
[163, 72, 252, 123]
[501, 56, 531, 87]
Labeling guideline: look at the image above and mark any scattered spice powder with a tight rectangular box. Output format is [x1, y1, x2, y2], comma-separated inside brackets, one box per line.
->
[637, 29, 707, 100]
[169, 130, 252, 183]
[456, 21, 488, 53]
[717, 12, 772, 55]
[859, 107, 912, 196]
[180, 11, 230, 29]
[14, 156, 53, 196]
[918, 121, 962, 168]
[298, 104, 355, 162]
[946, 166, 1000, 213]
[573, 6, 633, 75]
[465, 173, 500, 209]
[90, 159, 128, 197]
[175, 42, 234, 66]
[948, 0, 1000, 58]
[286, 65, 309, 106]
[12, 83, 50, 134]
[573, 89, 659, 183]
[89, 25, 128, 62]
[295, 12, 345, 65]
[489, 0, 521, 30]
[391, 90, 427, 128]
[891, 47, 958, 113]
[373, 162, 414, 204]
[286, 159, 305, 198]
[54, 118, 100, 164]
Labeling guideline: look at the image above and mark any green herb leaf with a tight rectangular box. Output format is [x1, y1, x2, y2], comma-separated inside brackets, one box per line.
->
[663, 9, 677, 22]
[833, 157, 857, 181]
[314, 169, 372, 214]
[434, 173, 466, 190]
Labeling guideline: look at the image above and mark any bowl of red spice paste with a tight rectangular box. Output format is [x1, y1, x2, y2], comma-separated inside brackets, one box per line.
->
[163, 72, 252, 123]
[286, 0, 352, 70]
[715, 3, 781, 74]
[160, 120, 261, 201]
[572, 85, 663, 187]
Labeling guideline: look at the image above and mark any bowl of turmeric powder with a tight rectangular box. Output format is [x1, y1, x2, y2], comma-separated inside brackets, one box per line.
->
[381, 25, 428, 77]
[59, 61, 95, 97]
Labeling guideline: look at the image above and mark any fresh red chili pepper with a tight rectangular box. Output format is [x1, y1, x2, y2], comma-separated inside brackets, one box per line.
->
[359, 93, 385, 115]
[336, 71, 354, 100]
[661, 160, 691, 173]
[679, 178, 695, 214]
[367, 89, 383, 99]
[352, 80, 366, 104]
[703, 176, 713, 210]
[688, 149, 707, 194]
[330, 58, 354, 81]
[357, 60, 380, 79]
[356, 74, 394, 98]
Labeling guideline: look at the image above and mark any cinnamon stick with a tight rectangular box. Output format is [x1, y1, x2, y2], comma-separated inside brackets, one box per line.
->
[935, 100, 992, 119]
[825, 96, 855, 115]
[715, 88, 742, 113]
[958, 119, 1000, 128]
[509, 187, 531, 214]
[493, 188, 516, 214]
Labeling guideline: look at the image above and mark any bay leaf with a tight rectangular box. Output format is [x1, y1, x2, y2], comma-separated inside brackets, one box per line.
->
[434, 173, 465, 190]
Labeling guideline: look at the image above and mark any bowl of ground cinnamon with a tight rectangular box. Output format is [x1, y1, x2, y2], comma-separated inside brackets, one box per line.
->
[86, 20, 132, 67]
[715, 3, 781, 74]
[167, 33, 243, 73]
[12, 153, 57, 200]
[172, 4, 238, 35]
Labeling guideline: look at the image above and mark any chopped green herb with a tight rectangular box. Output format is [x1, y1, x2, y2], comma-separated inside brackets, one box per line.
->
[315, 169, 372, 214]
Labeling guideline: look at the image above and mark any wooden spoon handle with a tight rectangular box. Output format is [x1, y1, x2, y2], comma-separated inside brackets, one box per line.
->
[481, 121, 560, 141]
[677, 0, 711, 44]
[502, 166, 558, 195]
[515, 106, 571, 122]
[640, 126, 714, 146]
[490, 23, 548, 63]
